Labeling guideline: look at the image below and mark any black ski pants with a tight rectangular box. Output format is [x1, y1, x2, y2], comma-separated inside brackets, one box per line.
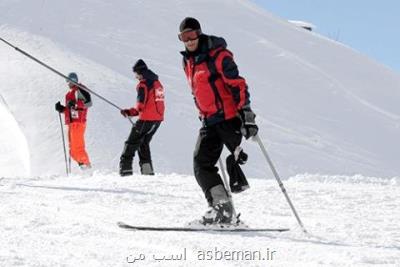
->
[120, 120, 161, 168]
[193, 117, 246, 204]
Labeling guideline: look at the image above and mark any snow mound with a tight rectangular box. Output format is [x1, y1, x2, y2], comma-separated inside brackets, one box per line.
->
[0, 97, 30, 176]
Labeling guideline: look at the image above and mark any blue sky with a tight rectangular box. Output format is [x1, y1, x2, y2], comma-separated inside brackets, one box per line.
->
[252, 0, 400, 72]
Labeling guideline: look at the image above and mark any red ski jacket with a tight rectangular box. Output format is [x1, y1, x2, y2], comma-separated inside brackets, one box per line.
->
[127, 70, 165, 121]
[181, 35, 250, 125]
[64, 84, 92, 125]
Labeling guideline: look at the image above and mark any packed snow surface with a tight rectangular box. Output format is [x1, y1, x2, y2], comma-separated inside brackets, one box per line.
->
[0, 172, 399, 266]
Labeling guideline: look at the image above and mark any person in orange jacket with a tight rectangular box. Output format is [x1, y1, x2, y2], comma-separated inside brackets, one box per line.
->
[55, 72, 92, 170]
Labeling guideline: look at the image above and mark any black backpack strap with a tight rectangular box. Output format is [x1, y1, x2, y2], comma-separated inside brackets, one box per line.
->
[79, 88, 91, 103]
[182, 57, 187, 70]
[207, 49, 227, 80]
[206, 49, 227, 112]
[145, 80, 156, 105]
[77, 85, 92, 107]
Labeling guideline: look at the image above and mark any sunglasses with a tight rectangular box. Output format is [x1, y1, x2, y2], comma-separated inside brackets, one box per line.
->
[178, 30, 201, 42]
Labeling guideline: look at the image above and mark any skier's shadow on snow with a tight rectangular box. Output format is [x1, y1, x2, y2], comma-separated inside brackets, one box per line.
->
[17, 183, 179, 199]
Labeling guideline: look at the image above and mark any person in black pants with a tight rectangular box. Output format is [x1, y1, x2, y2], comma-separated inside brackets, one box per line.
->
[179, 17, 258, 224]
[119, 59, 165, 176]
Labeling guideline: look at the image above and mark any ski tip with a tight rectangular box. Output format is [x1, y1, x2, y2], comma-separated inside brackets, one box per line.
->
[117, 221, 130, 228]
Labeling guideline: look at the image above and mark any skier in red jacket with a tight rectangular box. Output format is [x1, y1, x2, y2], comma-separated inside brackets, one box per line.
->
[119, 59, 165, 176]
[179, 17, 258, 224]
[55, 72, 92, 170]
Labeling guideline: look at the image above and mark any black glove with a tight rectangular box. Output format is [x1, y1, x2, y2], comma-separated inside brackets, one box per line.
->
[55, 101, 65, 113]
[67, 100, 76, 108]
[120, 109, 130, 117]
[239, 107, 258, 139]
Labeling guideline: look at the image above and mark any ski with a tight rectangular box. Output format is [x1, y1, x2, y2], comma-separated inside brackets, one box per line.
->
[117, 222, 289, 232]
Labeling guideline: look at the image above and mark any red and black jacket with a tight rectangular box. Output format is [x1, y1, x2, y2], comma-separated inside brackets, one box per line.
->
[127, 69, 165, 121]
[64, 84, 92, 125]
[181, 34, 250, 125]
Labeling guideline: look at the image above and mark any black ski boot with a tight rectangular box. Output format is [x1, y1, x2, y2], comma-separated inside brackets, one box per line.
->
[202, 201, 233, 224]
[119, 157, 133, 177]
[202, 184, 233, 224]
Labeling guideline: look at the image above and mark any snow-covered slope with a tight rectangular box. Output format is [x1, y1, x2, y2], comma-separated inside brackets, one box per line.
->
[1, 173, 399, 266]
[1, 0, 400, 178]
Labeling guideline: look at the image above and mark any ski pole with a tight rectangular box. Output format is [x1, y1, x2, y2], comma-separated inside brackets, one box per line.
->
[68, 127, 71, 174]
[68, 154, 71, 174]
[58, 113, 69, 176]
[0, 37, 134, 125]
[254, 134, 308, 234]
[218, 158, 239, 221]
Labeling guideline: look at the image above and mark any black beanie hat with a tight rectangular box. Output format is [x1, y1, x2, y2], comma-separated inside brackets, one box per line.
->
[133, 59, 148, 74]
[179, 17, 201, 33]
